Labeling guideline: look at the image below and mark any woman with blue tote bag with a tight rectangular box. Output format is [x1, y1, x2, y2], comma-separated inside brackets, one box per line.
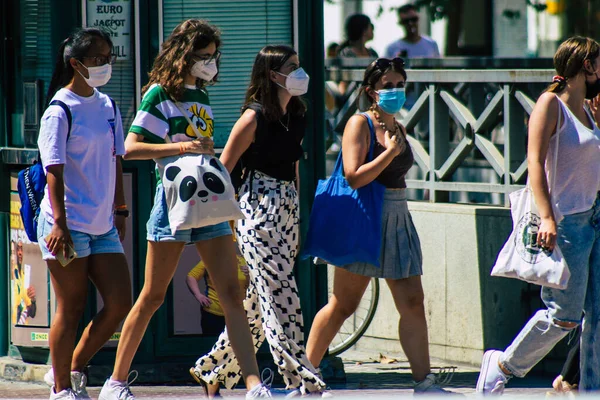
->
[305, 58, 453, 394]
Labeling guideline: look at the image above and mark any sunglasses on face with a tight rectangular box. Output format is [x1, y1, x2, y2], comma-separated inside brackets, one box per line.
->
[400, 16, 419, 25]
[82, 55, 117, 66]
[374, 57, 405, 70]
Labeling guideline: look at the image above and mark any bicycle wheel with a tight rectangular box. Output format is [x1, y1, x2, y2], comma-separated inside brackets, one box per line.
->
[326, 264, 380, 356]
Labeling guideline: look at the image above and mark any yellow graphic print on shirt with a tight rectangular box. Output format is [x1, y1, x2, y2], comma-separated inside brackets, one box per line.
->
[185, 104, 214, 138]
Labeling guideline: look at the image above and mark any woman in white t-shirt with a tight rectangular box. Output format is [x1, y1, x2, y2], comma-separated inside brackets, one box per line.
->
[37, 28, 132, 400]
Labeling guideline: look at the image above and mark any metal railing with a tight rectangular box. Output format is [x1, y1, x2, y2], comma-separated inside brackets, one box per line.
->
[325, 59, 554, 206]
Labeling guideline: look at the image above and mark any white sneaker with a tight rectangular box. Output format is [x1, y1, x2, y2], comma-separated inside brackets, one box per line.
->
[45, 369, 90, 399]
[246, 383, 273, 399]
[476, 350, 511, 395]
[98, 371, 138, 400]
[414, 373, 455, 394]
[49, 386, 78, 400]
[282, 388, 333, 398]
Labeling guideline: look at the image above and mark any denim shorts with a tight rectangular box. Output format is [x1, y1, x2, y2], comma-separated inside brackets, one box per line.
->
[146, 183, 232, 243]
[37, 213, 124, 260]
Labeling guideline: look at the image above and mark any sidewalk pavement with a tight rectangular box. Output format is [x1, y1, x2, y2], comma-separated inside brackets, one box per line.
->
[0, 348, 568, 399]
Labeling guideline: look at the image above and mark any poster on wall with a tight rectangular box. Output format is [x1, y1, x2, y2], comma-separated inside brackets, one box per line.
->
[86, 0, 131, 60]
[172, 243, 250, 337]
[10, 191, 50, 332]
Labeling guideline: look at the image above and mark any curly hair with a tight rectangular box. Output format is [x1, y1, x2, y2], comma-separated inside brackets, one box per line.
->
[143, 19, 221, 101]
[244, 45, 306, 121]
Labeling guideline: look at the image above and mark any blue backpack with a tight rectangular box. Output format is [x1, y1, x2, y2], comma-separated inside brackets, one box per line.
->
[17, 100, 72, 242]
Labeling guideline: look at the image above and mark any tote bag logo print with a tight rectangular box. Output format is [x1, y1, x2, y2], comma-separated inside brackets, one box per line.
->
[515, 212, 553, 263]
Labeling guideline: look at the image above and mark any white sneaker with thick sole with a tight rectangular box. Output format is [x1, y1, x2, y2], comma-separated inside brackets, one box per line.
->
[476, 350, 511, 395]
[44, 369, 90, 399]
[98, 371, 138, 400]
[49, 387, 78, 400]
[246, 383, 273, 399]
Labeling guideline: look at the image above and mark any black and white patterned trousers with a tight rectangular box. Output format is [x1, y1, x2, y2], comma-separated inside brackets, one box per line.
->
[194, 171, 325, 394]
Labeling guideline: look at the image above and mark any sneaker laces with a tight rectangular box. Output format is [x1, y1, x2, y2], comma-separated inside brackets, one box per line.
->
[117, 371, 138, 400]
[435, 366, 456, 386]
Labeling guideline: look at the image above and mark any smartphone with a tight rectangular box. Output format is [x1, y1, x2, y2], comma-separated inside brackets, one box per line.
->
[45, 235, 77, 267]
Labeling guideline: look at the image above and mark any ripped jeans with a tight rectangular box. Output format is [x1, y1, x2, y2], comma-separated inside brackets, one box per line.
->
[500, 192, 600, 391]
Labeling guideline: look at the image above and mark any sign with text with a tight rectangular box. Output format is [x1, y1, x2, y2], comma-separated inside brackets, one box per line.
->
[86, 0, 131, 60]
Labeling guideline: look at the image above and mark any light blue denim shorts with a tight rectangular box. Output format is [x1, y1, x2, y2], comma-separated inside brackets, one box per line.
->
[37, 213, 124, 260]
[146, 182, 232, 243]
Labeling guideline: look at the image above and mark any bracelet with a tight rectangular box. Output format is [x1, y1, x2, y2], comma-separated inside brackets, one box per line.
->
[115, 204, 128, 210]
[179, 142, 186, 155]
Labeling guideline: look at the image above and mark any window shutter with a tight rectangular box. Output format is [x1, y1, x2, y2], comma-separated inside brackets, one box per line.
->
[21, 0, 53, 97]
[163, 0, 292, 147]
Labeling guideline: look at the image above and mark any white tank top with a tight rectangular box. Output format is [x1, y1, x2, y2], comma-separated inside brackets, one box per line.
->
[546, 98, 600, 216]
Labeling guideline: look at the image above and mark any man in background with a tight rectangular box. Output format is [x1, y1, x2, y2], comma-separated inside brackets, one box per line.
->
[385, 3, 440, 59]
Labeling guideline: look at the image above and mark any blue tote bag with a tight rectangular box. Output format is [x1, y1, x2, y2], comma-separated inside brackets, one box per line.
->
[302, 114, 385, 267]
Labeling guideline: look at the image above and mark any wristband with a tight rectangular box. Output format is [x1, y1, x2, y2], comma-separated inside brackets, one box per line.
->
[179, 142, 186, 155]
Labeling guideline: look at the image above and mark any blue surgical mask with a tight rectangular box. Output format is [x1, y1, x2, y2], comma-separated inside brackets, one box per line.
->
[376, 88, 406, 115]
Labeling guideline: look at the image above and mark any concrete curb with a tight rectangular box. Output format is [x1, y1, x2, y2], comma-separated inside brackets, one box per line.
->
[0, 355, 346, 386]
[0, 357, 50, 384]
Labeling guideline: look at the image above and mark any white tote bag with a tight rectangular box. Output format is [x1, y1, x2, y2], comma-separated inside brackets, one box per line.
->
[491, 102, 570, 290]
[155, 102, 243, 234]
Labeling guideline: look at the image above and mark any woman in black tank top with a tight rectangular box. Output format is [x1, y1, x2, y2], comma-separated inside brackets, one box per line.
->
[193, 45, 327, 397]
[305, 58, 453, 394]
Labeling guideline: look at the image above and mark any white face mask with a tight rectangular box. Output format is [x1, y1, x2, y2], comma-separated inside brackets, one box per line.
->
[191, 59, 218, 82]
[77, 62, 112, 87]
[276, 67, 310, 96]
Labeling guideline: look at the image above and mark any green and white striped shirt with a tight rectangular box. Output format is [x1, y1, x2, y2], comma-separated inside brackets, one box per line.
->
[130, 84, 214, 143]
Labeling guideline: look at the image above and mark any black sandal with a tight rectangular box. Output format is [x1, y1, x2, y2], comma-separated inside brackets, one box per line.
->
[189, 367, 222, 398]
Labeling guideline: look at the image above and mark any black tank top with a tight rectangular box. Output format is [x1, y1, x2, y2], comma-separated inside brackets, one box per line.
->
[364, 114, 414, 189]
[240, 103, 305, 181]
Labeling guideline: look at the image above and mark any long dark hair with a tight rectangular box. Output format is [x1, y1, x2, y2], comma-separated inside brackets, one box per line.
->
[46, 28, 113, 106]
[358, 58, 407, 110]
[244, 45, 307, 121]
[545, 36, 600, 93]
[338, 13, 373, 52]
[143, 19, 221, 101]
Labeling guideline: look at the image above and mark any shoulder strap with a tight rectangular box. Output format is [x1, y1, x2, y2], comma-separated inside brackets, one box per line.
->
[173, 101, 202, 139]
[49, 100, 72, 140]
[109, 97, 116, 120]
[549, 96, 562, 193]
[360, 112, 377, 161]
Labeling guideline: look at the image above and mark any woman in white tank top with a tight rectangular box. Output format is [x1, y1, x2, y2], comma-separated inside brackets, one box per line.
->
[477, 36, 600, 394]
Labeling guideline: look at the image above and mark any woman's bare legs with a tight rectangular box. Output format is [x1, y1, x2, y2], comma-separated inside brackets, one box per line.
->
[195, 236, 261, 391]
[111, 241, 184, 381]
[386, 276, 430, 382]
[306, 267, 371, 367]
[47, 258, 89, 392]
[71, 253, 132, 371]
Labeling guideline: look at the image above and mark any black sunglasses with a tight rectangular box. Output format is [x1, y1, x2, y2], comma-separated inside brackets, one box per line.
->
[374, 57, 405, 70]
[400, 16, 419, 24]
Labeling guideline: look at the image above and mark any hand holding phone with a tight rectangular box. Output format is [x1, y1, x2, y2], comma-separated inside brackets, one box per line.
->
[45, 232, 77, 267]
[54, 241, 77, 267]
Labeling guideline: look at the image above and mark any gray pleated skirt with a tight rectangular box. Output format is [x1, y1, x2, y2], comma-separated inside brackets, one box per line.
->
[340, 189, 423, 279]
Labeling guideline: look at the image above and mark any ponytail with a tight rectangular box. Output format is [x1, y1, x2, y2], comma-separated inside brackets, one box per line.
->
[544, 75, 567, 94]
[45, 38, 73, 106]
[44, 28, 113, 106]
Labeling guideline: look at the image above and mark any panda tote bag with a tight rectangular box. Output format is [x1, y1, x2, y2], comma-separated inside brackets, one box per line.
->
[154, 102, 243, 234]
